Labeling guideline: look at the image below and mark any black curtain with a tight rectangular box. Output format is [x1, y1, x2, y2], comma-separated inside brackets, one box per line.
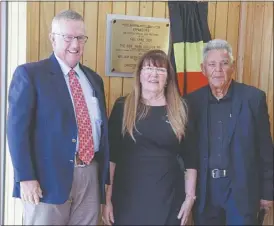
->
[168, 1, 211, 95]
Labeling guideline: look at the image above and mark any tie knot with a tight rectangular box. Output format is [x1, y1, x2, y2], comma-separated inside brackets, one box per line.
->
[69, 69, 76, 77]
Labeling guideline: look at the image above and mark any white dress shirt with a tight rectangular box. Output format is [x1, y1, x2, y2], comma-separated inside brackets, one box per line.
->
[55, 54, 101, 153]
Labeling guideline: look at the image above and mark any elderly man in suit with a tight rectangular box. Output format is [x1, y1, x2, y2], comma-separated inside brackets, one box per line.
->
[187, 39, 273, 225]
[7, 10, 109, 225]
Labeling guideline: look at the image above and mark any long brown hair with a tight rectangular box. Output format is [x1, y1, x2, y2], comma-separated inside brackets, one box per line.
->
[122, 49, 188, 142]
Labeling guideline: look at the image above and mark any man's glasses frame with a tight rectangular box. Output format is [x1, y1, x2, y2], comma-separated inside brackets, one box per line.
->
[53, 33, 88, 44]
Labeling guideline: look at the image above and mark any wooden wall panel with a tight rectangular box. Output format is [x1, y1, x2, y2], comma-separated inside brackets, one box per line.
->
[55, 1, 69, 15]
[251, 3, 265, 88]
[140, 1, 153, 17]
[259, 3, 272, 93]
[70, 1, 84, 17]
[25, 0, 274, 131]
[226, 2, 240, 79]
[214, 2, 229, 40]
[21, 1, 273, 225]
[27, 2, 39, 62]
[108, 2, 125, 114]
[97, 2, 112, 115]
[83, 1, 98, 70]
[260, 2, 273, 138]
[243, 3, 255, 86]
[208, 1, 217, 37]
[268, 41, 273, 138]
[236, 2, 247, 83]
[152, 2, 166, 18]
[39, 2, 54, 60]
[123, 1, 139, 97]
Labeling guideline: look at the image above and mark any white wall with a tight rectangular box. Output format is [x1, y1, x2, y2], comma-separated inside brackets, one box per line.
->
[4, 2, 26, 225]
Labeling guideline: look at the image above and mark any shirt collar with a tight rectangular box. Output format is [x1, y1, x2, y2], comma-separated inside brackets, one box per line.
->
[54, 53, 81, 77]
[209, 80, 234, 103]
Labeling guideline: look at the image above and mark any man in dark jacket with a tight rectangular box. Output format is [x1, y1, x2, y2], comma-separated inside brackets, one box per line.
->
[188, 39, 273, 225]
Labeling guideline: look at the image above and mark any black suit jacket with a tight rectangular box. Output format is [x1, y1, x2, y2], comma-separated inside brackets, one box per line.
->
[185, 80, 273, 215]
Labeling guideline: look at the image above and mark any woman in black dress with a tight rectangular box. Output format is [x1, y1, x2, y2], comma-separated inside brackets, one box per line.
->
[102, 50, 197, 225]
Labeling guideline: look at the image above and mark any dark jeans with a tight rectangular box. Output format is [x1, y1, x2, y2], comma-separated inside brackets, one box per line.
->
[194, 176, 257, 225]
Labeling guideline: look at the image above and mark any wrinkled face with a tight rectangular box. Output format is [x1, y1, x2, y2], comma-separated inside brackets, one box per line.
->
[49, 19, 86, 68]
[140, 60, 168, 94]
[201, 49, 234, 90]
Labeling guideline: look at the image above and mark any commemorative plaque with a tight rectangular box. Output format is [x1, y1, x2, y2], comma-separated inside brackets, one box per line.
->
[110, 19, 170, 73]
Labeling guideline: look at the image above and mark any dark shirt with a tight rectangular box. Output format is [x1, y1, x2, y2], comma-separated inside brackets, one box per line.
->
[208, 82, 233, 169]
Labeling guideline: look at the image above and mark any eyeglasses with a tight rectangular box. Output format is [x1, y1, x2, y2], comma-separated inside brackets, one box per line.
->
[141, 66, 167, 74]
[53, 33, 88, 44]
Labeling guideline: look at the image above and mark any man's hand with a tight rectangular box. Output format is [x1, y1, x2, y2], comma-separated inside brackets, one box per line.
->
[260, 199, 273, 213]
[102, 202, 115, 225]
[20, 180, 43, 205]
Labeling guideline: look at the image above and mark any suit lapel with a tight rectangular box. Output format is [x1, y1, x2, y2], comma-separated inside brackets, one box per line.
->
[47, 53, 75, 112]
[201, 86, 209, 158]
[80, 64, 107, 119]
[224, 81, 242, 147]
[80, 64, 101, 98]
[47, 54, 106, 124]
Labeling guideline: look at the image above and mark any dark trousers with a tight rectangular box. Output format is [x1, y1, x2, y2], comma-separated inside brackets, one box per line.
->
[194, 176, 258, 225]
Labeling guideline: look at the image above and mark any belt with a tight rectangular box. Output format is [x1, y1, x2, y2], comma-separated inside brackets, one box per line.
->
[74, 154, 88, 167]
[211, 169, 227, 179]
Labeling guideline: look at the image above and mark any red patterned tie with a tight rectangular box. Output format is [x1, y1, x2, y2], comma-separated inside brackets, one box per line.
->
[68, 69, 94, 164]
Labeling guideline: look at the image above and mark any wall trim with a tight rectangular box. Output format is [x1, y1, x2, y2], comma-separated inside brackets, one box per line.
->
[0, 2, 8, 225]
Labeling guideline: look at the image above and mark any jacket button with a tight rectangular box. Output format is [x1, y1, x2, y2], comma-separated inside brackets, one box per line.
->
[72, 138, 76, 143]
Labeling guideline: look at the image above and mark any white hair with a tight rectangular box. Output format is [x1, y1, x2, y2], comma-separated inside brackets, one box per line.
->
[203, 39, 234, 62]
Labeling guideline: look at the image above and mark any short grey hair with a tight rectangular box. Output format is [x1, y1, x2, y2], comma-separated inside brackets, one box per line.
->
[54, 9, 83, 22]
[202, 39, 234, 62]
[51, 10, 84, 32]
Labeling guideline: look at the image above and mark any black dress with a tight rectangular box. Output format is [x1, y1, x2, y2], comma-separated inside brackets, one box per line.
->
[108, 97, 197, 225]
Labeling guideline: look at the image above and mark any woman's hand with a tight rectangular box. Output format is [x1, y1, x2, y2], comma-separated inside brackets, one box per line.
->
[177, 197, 195, 226]
[102, 202, 115, 225]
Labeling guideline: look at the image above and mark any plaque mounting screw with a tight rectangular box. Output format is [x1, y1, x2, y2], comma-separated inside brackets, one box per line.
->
[111, 68, 115, 72]
[166, 24, 169, 27]
[113, 20, 116, 24]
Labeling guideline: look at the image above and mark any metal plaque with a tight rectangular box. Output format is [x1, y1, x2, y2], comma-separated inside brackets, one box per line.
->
[110, 19, 170, 73]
